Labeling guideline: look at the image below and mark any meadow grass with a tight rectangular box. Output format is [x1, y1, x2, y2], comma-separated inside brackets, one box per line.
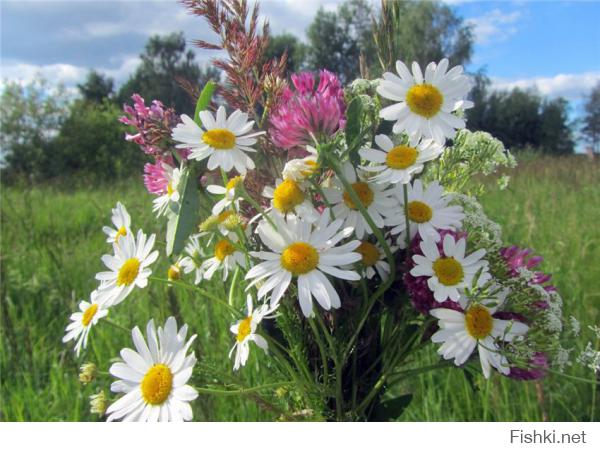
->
[1, 155, 599, 421]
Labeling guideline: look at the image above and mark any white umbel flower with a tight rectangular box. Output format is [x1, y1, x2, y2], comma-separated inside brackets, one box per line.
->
[95, 230, 159, 307]
[430, 291, 529, 378]
[322, 162, 400, 239]
[246, 211, 361, 317]
[106, 317, 198, 422]
[263, 178, 319, 222]
[386, 180, 464, 247]
[62, 290, 108, 357]
[103, 202, 131, 244]
[378, 58, 473, 144]
[199, 235, 245, 281]
[152, 164, 181, 218]
[229, 296, 276, 371]
[360, 134, 443, 185]
[172, 106, 264, 174]
[410, 234, 490, 302]
[206, 175, 244, 215]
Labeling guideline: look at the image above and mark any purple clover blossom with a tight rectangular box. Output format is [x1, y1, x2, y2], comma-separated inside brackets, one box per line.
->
[500, 245, 556, 309]
[507, 352, 549, 381]
[120, 94, 185, 158]
[269, 70, 346, 152]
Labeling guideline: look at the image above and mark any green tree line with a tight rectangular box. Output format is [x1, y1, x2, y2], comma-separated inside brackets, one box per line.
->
[2, 1, 595, 184]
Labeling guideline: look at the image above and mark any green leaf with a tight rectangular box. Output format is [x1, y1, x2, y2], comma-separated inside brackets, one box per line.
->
[371, 394, 413, 421]
[194, 80, 217, 126]
[166, 166, 199, 256]
[345, 96, 364, 166]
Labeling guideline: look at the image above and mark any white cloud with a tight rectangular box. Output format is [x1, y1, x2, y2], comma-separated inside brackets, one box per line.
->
[491, 72, 600, 101]
[0, 55, 142, 90]
[466, 9, 522, 44]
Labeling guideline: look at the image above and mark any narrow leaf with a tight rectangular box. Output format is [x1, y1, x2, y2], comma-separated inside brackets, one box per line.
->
[194, 80, 217, 126]
[166, 166, 199, 256]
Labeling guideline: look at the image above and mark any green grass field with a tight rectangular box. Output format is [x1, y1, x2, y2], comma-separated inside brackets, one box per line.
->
[1, 155, 599, 421]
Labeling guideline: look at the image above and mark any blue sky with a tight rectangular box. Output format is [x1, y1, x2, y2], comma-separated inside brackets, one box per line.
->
[1, 0, 599, 112]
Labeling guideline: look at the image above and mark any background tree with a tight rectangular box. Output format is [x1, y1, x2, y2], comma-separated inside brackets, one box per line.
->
[117, 32, 219, 115]
[581, 82, 600, 153]
[372, 0, 473, 74]
[0, 76, 71, 180]
[265, 33, 307, 74]
[306, 0, 374, 83]
[48, 100, 143, 181]
[77, 70, 114, 104]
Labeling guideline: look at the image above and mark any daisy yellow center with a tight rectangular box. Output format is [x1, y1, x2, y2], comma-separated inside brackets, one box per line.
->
[432, 257, 464, 286]
[465, 305, 494, 340]
[343, 182, 374, 209]
[218, 210, 234, 223]
[141, 364, 173, 405]
[273, 179, 305, 213]
[386, 145, 418, 169]
[237, 316, 253, 343]
[406, 83, 444, 118]
[301, 160, 319, 176]
[280, 242, 319, 276]
[81, 304, 99, 327]
[167, 264, 180, 281]
[226, 176, 243, 192]
[215, 239, 235, 261]
[117, 258, 141, 286]
[356, 241, 380, 267]
[114, 226, 127, 243]
[407, 200, 433, 223]
[202, 128, 236, 150]
[167, 182, 174, 196]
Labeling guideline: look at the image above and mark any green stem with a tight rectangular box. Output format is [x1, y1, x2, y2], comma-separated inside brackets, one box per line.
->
[308, 318, 330, 386]
[228, 267, 241, 307]
[325, 156, 397, 358]
[193, 381, 292, 396]
[102, 317, 130, 333]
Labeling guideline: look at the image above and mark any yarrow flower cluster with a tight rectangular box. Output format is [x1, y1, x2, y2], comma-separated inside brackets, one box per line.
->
[64, 2, 582, 421]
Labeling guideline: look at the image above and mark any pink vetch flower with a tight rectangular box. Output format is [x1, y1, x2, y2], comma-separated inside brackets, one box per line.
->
[143, 158, 175, 195]
[269, 70, 346, 152]
[500, 245, 556, 309]
[120, 93, 186, 158]
[506, 352, 549, 381]
[403, 229, 467, 315]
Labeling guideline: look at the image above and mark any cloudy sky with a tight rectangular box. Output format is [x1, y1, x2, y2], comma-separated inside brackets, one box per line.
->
[1, 0, 599, 112]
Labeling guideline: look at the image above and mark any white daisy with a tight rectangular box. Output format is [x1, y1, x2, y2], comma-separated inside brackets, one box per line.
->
[62, 290, 109, 357]
[199, 235, 246, 281]
[95, 230, 159, 307]
[430, 290, 529, 378]
[322, 161, 400, 239]
[180, 234, 204, 285]
[206, 175, 244, 215]
[353, 240, 397, 280]
[377, 58, 473, 144]
[282, 146, 319, 182]
[245, 210, 361, 317]
[360, 134, 443, 185]
[410, 234, 490, 302]
[263, 178, 319, 222]
[171, 106, 264, 174]
[103, 202, 131, 244]
[229, 295, 276, 371]
[386, 180, 464, 248]
[152, 164, 181, 218]
[106, 317, 198, 422]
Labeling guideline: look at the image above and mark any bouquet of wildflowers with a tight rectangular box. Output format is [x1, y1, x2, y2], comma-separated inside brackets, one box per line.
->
[64, 0, 597, 422]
